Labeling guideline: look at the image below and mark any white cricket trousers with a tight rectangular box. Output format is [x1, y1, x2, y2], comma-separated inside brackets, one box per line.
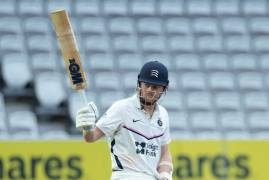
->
[111, 170, 158, 180]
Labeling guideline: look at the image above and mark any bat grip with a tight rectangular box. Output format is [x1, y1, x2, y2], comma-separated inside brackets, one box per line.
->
[79, 89, 88, 106]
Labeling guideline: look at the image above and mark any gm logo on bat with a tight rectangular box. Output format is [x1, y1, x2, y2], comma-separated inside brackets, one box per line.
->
[69, 58, 84, 85]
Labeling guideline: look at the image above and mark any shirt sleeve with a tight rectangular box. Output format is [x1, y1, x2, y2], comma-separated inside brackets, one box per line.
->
[96, 102, 123, 138]
[160, 108, 171, 145]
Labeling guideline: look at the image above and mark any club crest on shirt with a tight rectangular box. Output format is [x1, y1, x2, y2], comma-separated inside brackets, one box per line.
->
[157, 118, 163, 127]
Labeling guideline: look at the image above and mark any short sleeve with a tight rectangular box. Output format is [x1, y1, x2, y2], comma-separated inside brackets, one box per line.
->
[160, 108, 171, 145]
[96, 102, 123, 138]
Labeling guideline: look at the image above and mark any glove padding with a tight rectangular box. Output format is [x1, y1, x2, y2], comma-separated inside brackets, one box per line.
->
[76, 102, 99, 130]
[158, 172, 172, 180]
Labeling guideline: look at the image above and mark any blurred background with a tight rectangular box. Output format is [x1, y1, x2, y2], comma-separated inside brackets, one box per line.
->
[0, 0, 269, 179]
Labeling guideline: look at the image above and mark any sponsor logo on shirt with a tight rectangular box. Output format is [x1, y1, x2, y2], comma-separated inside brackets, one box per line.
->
[133, 119, 141, 123]
[135, 141, 158, 157]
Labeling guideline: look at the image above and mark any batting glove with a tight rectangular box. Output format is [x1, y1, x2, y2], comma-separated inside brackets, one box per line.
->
[158, 172, 172, 180]
[76, 102, 99, 130]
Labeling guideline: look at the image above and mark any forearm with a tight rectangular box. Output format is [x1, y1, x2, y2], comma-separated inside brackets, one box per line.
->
[82, 127, 104, 143]
[158, 150, 172, 173]
[158, 145, 173, 180]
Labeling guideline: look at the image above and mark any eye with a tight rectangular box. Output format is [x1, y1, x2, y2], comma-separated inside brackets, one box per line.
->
[144, 83, 150, 87]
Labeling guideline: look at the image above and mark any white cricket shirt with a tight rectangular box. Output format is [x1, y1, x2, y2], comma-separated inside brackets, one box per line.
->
[96, 94, 171, 178]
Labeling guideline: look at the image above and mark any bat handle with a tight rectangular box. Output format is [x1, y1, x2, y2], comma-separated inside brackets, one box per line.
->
[79, 89, 88, 106]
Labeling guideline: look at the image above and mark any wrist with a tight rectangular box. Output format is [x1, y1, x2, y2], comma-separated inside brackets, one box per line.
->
[82, 126, 92, 134]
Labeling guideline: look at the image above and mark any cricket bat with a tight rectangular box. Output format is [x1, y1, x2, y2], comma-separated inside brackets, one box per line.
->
[49, 9, 88, 105]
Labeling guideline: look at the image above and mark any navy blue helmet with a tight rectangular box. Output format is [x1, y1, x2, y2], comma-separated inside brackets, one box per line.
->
[138, 61, 169, 87]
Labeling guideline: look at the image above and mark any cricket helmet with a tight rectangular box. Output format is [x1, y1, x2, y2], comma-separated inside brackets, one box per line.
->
[138, 61, 169, 87]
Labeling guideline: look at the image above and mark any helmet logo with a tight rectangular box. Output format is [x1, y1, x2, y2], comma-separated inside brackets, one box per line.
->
[150, 70, 159, 78]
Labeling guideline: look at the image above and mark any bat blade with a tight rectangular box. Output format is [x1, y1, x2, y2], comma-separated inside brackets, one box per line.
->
[50, 9, 87, 91]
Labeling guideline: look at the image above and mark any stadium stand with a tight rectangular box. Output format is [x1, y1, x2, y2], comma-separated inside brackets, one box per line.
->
[0, 0, 268, 140]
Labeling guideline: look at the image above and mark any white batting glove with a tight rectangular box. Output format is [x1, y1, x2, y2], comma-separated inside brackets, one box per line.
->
[158, 172, 172, 180]
[76, 102, 99, 130]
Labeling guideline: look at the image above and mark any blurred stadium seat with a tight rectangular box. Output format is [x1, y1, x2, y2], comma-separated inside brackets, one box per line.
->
[2, 53, 32, 90]
[99, 91, 125, 112]
[231, 53, 257, 72]
[24, 17, 50, 35]
[221, 17, 247, 35]
[224, 35, 251, 53]
[159, 0, 184, 16]
[104, 0, 128, 16]
[249, 17, 269, 35]
[83, 35, 110, 53]
[0, 35, 25, 53]
[34, 71, 67, 108]
[208, 72, 235, 91]
[248, 111, 269, 132]
[8, 110, 39, 140]
[192, 18, 219, 36]
[0, 17, 21, 35]
[162, 91, 183, 111]
[186, 91, 212, 111]
[113, 35, 138, 53]
[130, 0, 156, 16]
[109, 17, 135, 36]
[186, 0, 212, 16]
[0, 0, 16, 17]
[242, 0, 267, 16]
[31, 52, 58, 71]
[118, 53, 143, 71]
[214, 92, 241, 111]
[169, 111, 188, 131]
[137, 18, 163, 36]
[214, 0, 240, 16]
[27, 35, 53, 53]
[95, 72, 121, 90]
[19, 0, 44, 17]
[74, 0, 100, 16]
[190, 111, 217, 132]
[197, 35, 223, 53]
[80, 17, 106, 36]
[181, 72, 207, 91]
[141, 35, 166, 53]
[86, 53, 114, 72]
[203, 53, 229, 72]
[164, 18, 191, 36]
[174, 53, 200, 71]
[168, 35, 195, 53]
[220, 111, 246, 131]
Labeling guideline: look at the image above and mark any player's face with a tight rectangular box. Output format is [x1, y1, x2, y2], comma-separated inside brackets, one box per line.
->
[140, 82, 165, 104]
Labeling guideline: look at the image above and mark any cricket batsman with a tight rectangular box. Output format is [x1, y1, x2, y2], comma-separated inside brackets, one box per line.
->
[76, 61, 173, 180]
